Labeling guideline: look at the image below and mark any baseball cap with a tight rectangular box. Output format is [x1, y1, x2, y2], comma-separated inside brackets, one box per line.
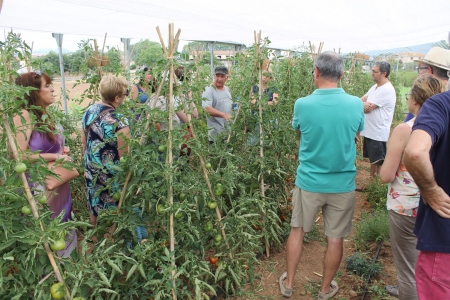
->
[414, 47, 450, 71]
[214, 66, 228, 75]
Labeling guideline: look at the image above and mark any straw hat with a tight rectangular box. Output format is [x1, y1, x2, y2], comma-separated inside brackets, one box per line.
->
[414, 47, 450, 71]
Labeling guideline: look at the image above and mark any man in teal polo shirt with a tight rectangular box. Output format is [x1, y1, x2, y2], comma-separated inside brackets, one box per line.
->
[279, 51, 364, 299]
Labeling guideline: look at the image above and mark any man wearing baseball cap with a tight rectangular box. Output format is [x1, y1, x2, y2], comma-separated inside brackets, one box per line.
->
[201, 66, 233, 142]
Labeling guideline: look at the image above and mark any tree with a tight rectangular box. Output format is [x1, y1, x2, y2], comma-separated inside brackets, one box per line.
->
[132, 39, 164, 67]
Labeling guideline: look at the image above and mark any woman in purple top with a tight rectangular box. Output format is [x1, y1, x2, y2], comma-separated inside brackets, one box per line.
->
[13, 71, 77, 257]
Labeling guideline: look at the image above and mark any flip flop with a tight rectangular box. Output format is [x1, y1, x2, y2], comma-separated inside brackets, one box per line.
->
[385, 285, 399, 298]
[279, 271, 292, 298]
[317, 280, 339, 300]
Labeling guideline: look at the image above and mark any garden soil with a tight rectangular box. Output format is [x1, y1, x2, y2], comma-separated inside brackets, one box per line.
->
[57, 78, 398, 299]
[230, 160, 398, 300]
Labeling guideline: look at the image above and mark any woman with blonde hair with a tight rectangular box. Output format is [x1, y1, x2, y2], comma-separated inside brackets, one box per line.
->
[81, 74, 130, 226]
[380, 75, 445, 299]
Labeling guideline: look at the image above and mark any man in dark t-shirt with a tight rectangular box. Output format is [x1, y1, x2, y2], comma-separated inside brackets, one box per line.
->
[404, 90, 450, 299]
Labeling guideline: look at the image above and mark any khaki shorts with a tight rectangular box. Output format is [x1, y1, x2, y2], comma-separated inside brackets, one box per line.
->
[290, 187, 356, 238]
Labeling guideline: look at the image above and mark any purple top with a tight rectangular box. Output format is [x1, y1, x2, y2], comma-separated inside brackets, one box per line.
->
[29, 131, 72, 222]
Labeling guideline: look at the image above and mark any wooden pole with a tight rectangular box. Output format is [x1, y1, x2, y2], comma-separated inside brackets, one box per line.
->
[254, 31, 270, 258]
[1, 104, 70, 299]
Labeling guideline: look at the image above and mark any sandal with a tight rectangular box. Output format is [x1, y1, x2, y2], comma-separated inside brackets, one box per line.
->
[317, 280, 339, 300]
[385, 285, 399, 298]
[279, 271, 292, 298]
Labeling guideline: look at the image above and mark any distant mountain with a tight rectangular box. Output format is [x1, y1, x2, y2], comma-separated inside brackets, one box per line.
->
[33, 48, 72, 55]
[363, 42, 438, 59]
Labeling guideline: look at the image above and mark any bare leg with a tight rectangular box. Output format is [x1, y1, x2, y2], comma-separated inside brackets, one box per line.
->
[284, 227, 306, 289]
[370, 164, 382, 178]
[320, 237, 343, 293]
[90, 213, 97, 227]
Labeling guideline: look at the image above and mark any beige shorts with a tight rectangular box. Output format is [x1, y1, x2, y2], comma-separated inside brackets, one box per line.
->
[290, 187, 356, 238]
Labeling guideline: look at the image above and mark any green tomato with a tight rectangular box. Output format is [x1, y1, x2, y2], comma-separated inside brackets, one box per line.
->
[205, 163, 212, 169]
[37, 195, 47, 204]
[21, 205, 32, 215]
[175, 211, 183, 219]
[203, 222, 213, 232]
[119, 157, 126, 163]
[214, 240, 222, 247]
[207, 201, 218, 209]
[214, 234, 223, 242]
[14, 163, 27, 173]
[179, 193, 187, 201]
[157, 204, 166, 215]
[112, 193, 120, 201]
[50, 282, 65, 299]
[50, 239, 66, 251]
[158, 145, 166, 152]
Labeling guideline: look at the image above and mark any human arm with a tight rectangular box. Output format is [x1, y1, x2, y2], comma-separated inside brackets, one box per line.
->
[363, 102, 378, 113]
[81, 130, 86, 155]
[270, 92, 279, 105]
[205, 106, 230, 121]
[379, 123, 411, 183]
[404, 129, 450, 218]
[201, 87, 230, 121]
[130, 85, 140, 104]
[116, 127, 130, 158]
[13, 110, 69, 162]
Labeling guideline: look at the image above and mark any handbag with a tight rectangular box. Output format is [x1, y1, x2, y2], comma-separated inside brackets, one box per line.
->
[45, 160, 79, 190]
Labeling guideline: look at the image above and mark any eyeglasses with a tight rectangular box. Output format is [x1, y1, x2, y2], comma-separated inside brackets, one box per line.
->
[311, 68, 315, 77]
[405, 93, 410, 101]
[123, 89, 129, 97]
[417, 67, 428, 73]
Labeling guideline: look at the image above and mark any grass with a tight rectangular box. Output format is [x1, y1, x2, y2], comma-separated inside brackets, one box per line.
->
[364, 177, 388, 208]
[354, 207, 389, 250]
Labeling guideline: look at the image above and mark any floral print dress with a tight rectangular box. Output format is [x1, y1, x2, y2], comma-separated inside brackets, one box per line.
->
[82, 103, 128, 217]
[386, 118, 420, 217]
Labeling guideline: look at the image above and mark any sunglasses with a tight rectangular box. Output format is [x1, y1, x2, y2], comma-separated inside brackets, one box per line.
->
[33, 70, 42, 77]
[123, 89, 129, 97]
[405, 93, 410, 101]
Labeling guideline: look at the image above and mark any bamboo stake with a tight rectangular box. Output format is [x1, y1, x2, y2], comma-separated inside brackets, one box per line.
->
[1, 104, 70, 299]
[167, 23, 177, 300]
[254, 31, 270, 258]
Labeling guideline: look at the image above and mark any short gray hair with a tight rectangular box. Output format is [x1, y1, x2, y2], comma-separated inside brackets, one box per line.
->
[374, 61, 391, 78]
[314, 51, 343, 82]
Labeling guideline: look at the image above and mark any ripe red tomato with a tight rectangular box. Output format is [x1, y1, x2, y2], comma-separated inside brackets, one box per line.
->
[209, 256, 219, 264]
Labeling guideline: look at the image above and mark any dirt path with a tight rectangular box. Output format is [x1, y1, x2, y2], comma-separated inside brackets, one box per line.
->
[233, 161, 397, 299]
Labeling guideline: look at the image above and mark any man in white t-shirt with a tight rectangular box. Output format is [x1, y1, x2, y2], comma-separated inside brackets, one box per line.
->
[361, 61, 396, 178]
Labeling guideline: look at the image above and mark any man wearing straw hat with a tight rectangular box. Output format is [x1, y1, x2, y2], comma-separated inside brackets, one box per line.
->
[201, 66, 233, 142]
[279, 51, 364, 299]
[404, 47, 450, 122]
